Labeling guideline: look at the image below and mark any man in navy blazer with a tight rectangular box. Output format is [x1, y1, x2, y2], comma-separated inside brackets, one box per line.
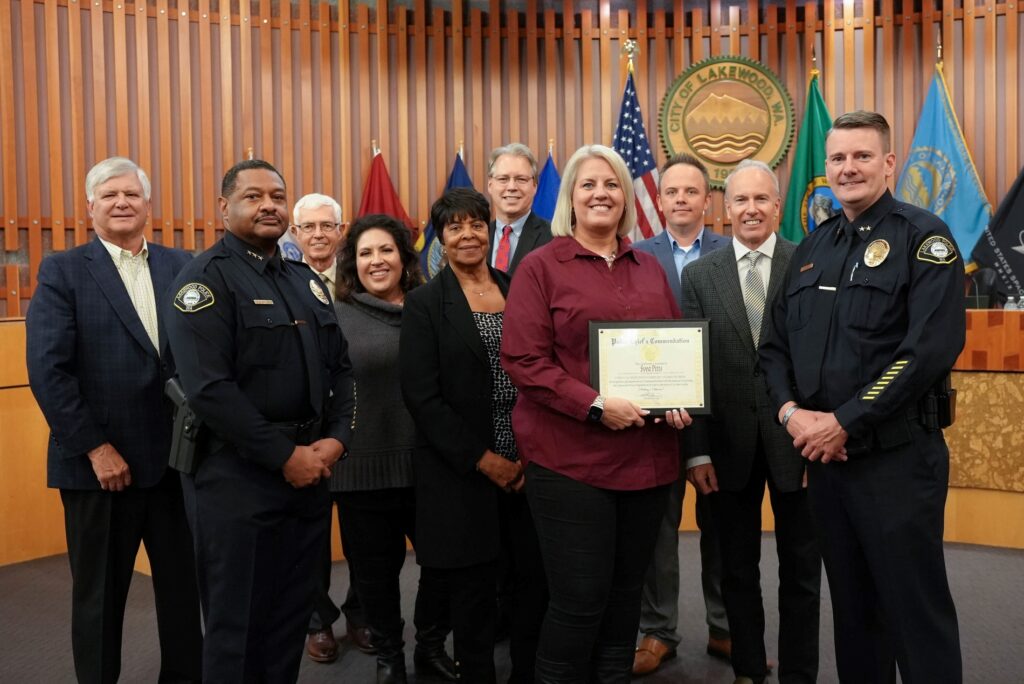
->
[631, 154, 733, 676]
[485, 143, 553, 277]
[26, 157, 202, 684]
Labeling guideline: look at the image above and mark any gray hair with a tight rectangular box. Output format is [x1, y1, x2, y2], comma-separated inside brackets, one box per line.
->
[85, 157, 151, 201]
[724, 159, 780, 197]
[550, 145, 637, 239]
[292, 193, 342, 224]
[487, 142, 539, 179]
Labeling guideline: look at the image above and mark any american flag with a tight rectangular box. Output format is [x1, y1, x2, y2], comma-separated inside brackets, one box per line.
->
[612, 69, 665, 242]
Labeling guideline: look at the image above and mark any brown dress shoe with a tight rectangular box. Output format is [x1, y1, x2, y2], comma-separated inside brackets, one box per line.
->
[347, 620, 378, 654]
[306, 628, 339, 663]
[632, 636, 677, 676]
[706, 635, 732, 661]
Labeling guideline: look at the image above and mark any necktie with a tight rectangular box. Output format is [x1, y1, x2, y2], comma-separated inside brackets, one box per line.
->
[743, 251, 766, 347]
[494, 225, 513, 271]
[318, 271, 333, 297]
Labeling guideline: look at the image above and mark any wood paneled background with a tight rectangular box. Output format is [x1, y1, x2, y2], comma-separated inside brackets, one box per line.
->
[1, 0, 1022, 317]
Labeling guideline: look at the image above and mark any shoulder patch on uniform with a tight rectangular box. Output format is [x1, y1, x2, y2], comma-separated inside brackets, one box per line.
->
[916, 236, 958, 265]
[174, 283, 215, 313]
[309, 278, 331, 305]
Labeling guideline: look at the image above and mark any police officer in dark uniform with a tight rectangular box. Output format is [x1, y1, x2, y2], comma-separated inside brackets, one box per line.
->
[165, 159, 354, 683]
[759, 111, 964, 683]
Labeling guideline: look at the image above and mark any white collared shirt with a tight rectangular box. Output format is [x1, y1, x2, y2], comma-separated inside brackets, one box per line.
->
[733, 231, 777, 292]
[99, 236, 159, 353]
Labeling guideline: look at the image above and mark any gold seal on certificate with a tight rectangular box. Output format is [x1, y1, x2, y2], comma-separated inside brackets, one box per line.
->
[588, 320, 710, 415]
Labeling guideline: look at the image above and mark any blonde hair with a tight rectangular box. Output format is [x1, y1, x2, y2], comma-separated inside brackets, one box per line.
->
[550, 145, 636, 238]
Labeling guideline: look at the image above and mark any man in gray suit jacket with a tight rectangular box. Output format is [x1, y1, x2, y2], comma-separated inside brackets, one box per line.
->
[485, 143, 553, 277]
[632, 154, 732, 676]
[682, 160, 820, 684]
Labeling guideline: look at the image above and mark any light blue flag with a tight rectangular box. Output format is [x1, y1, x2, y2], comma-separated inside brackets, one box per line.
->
[896, 66, 991, 255]
[533, 153, 560, 221]
[420, 153, 474, 278]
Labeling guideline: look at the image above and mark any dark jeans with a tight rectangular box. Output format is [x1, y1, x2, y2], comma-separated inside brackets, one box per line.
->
[336, 487, 446, 647]
[525, 463, 668, 683]
[498, 491, 549, 683]
[420, 562, 498, 683]
[710, 451, 820, 684]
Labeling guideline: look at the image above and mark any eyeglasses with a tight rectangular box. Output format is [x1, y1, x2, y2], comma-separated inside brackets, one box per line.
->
[490, 175, 534, 187]
[293, 222, 341, 234]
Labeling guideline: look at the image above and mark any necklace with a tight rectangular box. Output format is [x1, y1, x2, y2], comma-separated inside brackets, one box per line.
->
[467, 283, 492, 296]
[601, 251, 617, 265]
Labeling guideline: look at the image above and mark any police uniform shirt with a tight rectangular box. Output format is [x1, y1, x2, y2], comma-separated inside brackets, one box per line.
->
[760, 190, 965, 439]
[165, 230, 354, 469]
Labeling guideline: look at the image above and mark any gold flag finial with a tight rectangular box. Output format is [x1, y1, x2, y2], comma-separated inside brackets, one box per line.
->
[247, 147, 254, 160]
[936, 37, 943, 69]
[548, 139, 554, 154]
[371, 139, 379, 156]
[622, 39, 639, 72]
[810, 46, 819, 78]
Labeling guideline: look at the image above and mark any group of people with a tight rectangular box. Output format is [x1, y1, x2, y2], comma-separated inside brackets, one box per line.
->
[26, 110, 965, 684]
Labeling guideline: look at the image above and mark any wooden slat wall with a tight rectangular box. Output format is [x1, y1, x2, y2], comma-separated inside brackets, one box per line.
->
[1, 0, 1023, 317]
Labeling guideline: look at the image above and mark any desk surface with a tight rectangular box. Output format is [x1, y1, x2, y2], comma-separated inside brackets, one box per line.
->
[955, 310, 1024, 372]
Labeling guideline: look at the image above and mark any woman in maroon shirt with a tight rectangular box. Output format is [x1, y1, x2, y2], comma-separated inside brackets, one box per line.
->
[501, 144, 692, 682]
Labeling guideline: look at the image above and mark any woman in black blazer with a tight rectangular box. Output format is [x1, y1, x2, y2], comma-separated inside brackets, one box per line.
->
[400, 188, 528, 683]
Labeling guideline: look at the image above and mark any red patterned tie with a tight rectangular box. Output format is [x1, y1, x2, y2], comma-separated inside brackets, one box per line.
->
[495, 225, 513, 271]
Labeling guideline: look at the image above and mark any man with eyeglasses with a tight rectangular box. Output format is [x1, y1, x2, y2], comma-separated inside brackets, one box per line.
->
[485, 143, 553, 277]
[287, 193, 378, 664]
[288, 193, 345, 299]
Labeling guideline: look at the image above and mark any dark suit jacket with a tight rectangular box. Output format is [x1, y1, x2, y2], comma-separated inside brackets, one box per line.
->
[399, 265, 512, 568]
[632, 228, 731, 309]
[488, 211, 553, 277]
[26, 239, 192, 490]
[680, 237, 804, 493]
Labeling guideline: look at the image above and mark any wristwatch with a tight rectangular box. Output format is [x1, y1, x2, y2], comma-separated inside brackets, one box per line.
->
[587, 395, 605, 422]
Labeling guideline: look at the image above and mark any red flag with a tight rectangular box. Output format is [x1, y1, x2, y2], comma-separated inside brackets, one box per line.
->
[358, 152, 418, 239]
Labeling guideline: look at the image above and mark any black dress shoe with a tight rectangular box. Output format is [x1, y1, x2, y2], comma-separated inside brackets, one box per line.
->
[347, 620, 378, 654]
[413, 650, 458, 681]
[377, 657, 408, 684]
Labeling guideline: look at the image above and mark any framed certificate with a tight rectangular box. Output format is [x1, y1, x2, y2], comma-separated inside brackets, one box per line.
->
[588, 319, 710, 415]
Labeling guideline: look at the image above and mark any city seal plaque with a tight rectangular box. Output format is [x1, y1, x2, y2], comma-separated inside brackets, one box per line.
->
[659, 56, 795, 189]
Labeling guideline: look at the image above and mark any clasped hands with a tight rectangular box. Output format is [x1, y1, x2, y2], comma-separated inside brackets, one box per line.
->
[600, 397, 693, 431]
[779, 403, 848, 463]
[477, 450, 525, 493]
[283, 438, 345, 488]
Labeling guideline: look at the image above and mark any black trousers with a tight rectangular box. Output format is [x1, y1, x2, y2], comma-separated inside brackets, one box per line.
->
[335, 487, 446, 648]
[710, 451, 820, 684]
[807, 424, 962, 683]
[418, 561, 498, 683]
[183, 448, 329, 683]
[309, 496, 364, 633]
[60, 469, 202, 684]
[525, 463, 667, 683]
[497, 490, 549, 684]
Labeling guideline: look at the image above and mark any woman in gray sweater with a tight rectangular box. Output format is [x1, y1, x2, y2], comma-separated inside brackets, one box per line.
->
[332, 214, 452, 684]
